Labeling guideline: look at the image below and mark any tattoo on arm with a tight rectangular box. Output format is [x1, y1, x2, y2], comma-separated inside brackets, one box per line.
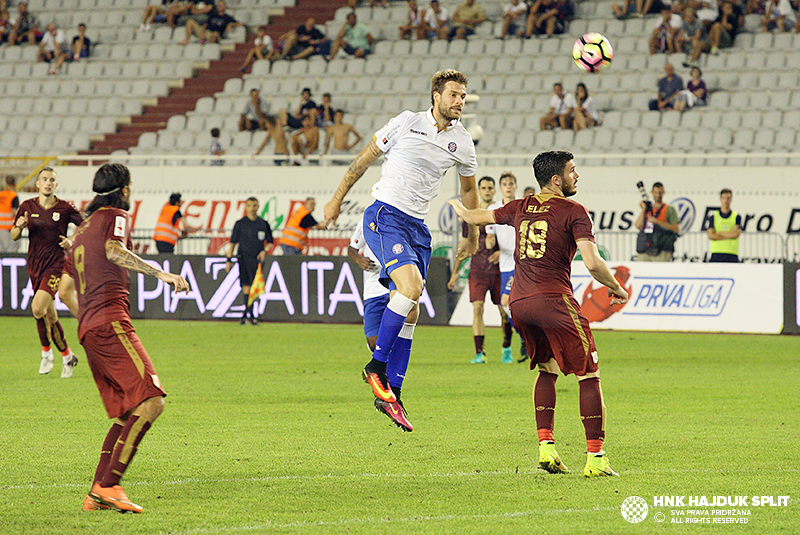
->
[105, 240, 163, 277]
[336, 142, 382, 201]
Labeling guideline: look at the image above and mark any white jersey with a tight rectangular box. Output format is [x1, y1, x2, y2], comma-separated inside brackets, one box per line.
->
[486, 199, 517, 273]
[372, 108, 478, 219]
[349, 219, 389, 300]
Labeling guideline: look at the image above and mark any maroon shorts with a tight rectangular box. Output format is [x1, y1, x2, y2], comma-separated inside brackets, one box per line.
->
[80, 319, 166, 419]
[29, 265, 63, 298]
[510, 294, 598, 376]
[469, 270, 501, 305]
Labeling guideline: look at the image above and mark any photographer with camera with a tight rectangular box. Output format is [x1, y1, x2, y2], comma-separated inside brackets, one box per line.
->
[635, 181, 680, 261]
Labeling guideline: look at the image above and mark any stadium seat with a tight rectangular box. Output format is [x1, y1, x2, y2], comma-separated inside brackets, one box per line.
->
[157, 131, 177, 150]
[754, 128, 776, 150]
[711, 128, 733, 150]
[166, 115, 187, 132]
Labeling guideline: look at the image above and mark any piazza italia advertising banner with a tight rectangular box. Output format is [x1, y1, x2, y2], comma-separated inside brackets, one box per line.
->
[0, 255, 451, 325]
[783, 263, 800, 335]
[450, 262, 784, 334]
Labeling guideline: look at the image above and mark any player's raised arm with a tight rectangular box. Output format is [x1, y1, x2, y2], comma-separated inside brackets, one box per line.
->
[447, 199, 497, 227]
[576, 239, 628, 305]
[105, 239, 190, 293]
[323, 139, 383, 228]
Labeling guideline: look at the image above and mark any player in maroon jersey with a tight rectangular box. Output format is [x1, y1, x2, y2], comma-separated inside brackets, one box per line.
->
[448, 151, 628, 478]
[59, 163, 189, 513]
[10, 167, 82, 377]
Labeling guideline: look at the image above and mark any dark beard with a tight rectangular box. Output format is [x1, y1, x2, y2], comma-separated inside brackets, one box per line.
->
[438, 102, 458, 122]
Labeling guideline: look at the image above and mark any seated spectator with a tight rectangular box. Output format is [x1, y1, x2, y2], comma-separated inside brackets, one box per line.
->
[399, 0, 426, 40]
[240, 26, 273, 72]
[761, 0, 796, 30]
[290, 115, 321, 165]
[141, 0, 179, 30]
[540, 82, 576, 130]
[38, 23, 70, 75]
[674, 8, 708, 67]
[317, 93, 336, 128]
[674, 66, 707, 111]
[168, 0, 212, 29]
[280, 17, 331, 60]
[648, 63, 684, 111]
[637, 0, 668, 16]
[255, 115, 290, 165]
[525, 0, 555, 37]
[422, 0, 450, 39]
[239, 88, 270, 131]
[210, 127, 225, 166]
[450, 0, 486, 39]
[695, 0, 720, 24]
[708, 1, 742, 53]
[323, 110, 362, 162]
[182, 0, 238, 44]
[500, 0, 528, 39]
[7, 1, 41, 46]
[573, 83, 600, 131]
[0, 9, 11, 44]
[649, 5, 681, 53]
[612, 0, 637, 19]
[70, 23, 92, 62]
[280, 87, 318, 130]
[327, 12, 374, 59]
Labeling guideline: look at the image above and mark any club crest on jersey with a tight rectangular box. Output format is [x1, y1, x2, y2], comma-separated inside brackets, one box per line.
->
[52, 212, 60, 221]
[448, 142, 457, 152]
[258, 231, 266, 241]
[392, 243, 404, 254]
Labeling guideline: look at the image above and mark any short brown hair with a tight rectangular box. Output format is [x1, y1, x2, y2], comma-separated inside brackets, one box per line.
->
[499, 171, 517, 185]
[430, 69, 468, 106]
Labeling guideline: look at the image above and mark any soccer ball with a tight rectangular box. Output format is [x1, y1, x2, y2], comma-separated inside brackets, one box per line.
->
[572, 33, 613, 73]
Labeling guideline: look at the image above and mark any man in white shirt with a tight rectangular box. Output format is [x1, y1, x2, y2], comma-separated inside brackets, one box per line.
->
[539, 82, 577, 130]
[423, 0, 450, 40]
[324, 69, 479, 432]
[38, 23, 69, 74]
[486, 171, 523, 363]
[501, 0, 527, 39]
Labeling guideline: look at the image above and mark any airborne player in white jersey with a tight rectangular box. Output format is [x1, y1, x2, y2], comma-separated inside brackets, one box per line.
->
[324, 69, 480, 431]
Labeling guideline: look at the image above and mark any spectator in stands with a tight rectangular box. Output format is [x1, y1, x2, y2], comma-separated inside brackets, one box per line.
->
[695, 0, 720, 25]
[708, 0, 742, 53]
[422, 0, 450, 39]
[761, 0, 796, 30]
[674, 8, 709, 67]
[210, 127, 225, 166]
[500, 0, 528, 38]
[572, 83, 600, 131]
[280, 17, 331, 60]
[240, 25, 273, 72]
[327, 11, 374, 59]
[539, 82, 576, 130]
[182, 0, 239, 44]
[8, 1, 41, 46]
[648, 63, 684, 111]
[38, 23, 70, 75]
[613, 0, 637, 19]
[279, 87, 318, 130]
[69, 23, 92, 62]
[399, 0, 426, 39]
[239, 88, 270, 131]
[165, 0, 192, 29]
[637, 0, 668, 16]
[649, 5, 680, 53]
[141, 0, 179, 30]
[254, 115, 290, 165]
[323, 110, 362, 161]
[450, 0, 486, 39]
[0, 9, 11, 44]
[317, 93, 336, 128]
[290, 115, 321, 164]
[674, 66, 707, 111]
[525, 0, 555, 37]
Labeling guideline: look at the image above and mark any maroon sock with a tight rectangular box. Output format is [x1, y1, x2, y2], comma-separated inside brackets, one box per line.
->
[534, 372, 558, 442]
[100, 415, 152, 488]
[35, 317, 50, 348]
[94, 423, 125, 484]
[579, 377, 605, 453]
[51, 321, 69, 354]
[502, 317, 512, 348]
[474, 335, 484, 354]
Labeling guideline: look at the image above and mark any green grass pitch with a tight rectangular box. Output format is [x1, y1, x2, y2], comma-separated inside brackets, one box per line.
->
[1, 317, 798, 534]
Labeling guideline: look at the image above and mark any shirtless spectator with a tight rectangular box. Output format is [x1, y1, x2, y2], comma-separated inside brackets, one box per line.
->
[422, 0, 449, 39]
[239, 88, 270, 131]
[323, 110, 362, 163]
[539, 82, 576, 130]
[450, 0, 486, 39]
[500, 0, 528, 38]
[240, 26, 273, 72]
[290, 115, 321, 165]
[254, 115, 290, 165]
[399, 0, 426, 39]
[141, 0, 179, 30]
[8, 1, 40, 46]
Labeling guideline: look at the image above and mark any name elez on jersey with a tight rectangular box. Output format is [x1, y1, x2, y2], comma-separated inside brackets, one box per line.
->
[526, 205, 550, 214]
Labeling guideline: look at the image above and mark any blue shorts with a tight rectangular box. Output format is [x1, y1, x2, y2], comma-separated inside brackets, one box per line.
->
[501, 269, 515, 298]
[363, 294, 390, 338]
[362, 200, 432, 290]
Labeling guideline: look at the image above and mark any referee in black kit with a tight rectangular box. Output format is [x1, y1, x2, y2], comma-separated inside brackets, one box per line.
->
[225, 197, 274, 324]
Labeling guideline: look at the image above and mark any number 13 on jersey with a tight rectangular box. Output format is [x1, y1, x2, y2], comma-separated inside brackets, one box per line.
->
[519, 220, 548, 259]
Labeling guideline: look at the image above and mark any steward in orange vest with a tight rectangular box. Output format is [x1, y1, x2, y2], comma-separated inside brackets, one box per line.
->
[278, 197, 320, 254]
[153, 193, 184, 254]
[0, 176, 20, 253]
